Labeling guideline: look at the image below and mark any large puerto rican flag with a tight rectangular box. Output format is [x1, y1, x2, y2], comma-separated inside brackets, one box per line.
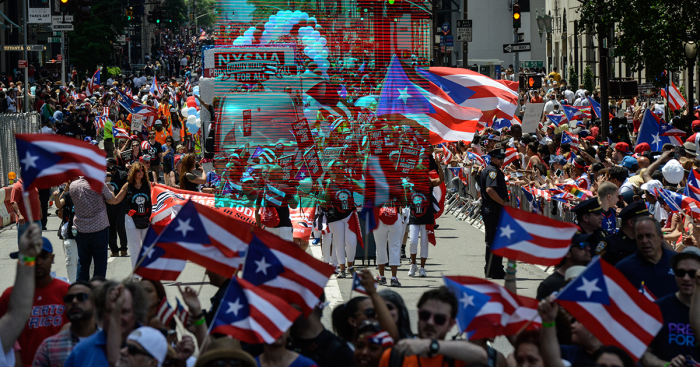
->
[376, 55, 482, 144]
[555, 257, 663, 360]
[490, 206, 580, 266]
[86, 69, 100, 97]
[15, 133, 106, 192]
[134, 227, 186, 281]
[422, 67, 519, 128]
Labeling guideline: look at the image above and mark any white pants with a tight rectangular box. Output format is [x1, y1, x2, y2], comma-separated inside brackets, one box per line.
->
[329, 214, 357, 265]
[265, 226, 294, 241]
[409, 224, 429, 259]
[321, 231, 337, 265]
[125, 215, 149, 270]
[373, 219, 403, 266]
[63, 239, 78, 283]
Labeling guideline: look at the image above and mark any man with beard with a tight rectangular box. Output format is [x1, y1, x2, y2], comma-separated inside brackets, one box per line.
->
[378, 287, 486, 367]
[32, 282, 97, 367]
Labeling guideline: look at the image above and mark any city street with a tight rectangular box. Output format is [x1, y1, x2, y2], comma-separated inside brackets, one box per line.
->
[0, 206, 550, 354]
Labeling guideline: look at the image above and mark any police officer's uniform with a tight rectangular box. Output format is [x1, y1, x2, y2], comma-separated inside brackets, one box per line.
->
[571, 198, 608, 256]
[597, 201, 650, 266]
[480, 148, 509, 278]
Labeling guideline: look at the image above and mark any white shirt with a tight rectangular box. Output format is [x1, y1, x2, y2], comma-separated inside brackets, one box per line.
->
[180, 57, 188, 67]
[543, 100, 556, 114]
[581, 98, 591, 107]
[619, 178, 634, 195]
[133, 78, 144, 88]
[41, 126, 55, 134]
[575, 89, 587, 100]
[564, 90, 575, 103]
[573, 98, 583, 107]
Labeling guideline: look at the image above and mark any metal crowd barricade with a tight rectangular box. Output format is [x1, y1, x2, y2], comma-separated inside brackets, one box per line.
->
[0, 113, 42, 187]
[442, 163, 578, 227]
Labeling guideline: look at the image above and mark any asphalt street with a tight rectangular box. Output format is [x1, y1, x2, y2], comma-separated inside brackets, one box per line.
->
[0, 207, 551, 355]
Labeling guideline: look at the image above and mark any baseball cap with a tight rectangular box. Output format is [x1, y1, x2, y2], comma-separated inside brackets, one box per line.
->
[635, 143, 651, 155]
[549, 155, 566, 166]
[127, 327, 168, 367]
[621, 156, 638, 169]
[614, 142, 632, 155]
[662, 159, 684, 184]
[692, 120, 700, 131]
[571, 198, 603, 215]
[10, 237, 53, 259]
[670, 247, 700, 271]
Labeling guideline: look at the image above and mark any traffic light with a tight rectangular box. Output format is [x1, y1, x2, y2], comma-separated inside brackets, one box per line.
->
[59, 0, 70, 12]
[147, 9, 156, 23]
[125, 7, 133, 20]
[513, 2, 521, 29]
[75, 0, 90, 21]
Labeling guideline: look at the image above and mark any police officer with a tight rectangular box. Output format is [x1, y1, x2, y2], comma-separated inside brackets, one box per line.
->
[570, 197, 607, 246]
[480, 148, 509, 279]
[597, 200, 650, 266]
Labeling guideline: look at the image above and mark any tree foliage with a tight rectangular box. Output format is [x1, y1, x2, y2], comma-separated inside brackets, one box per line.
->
[163, 0, 188, 29]
[578, 0, 700, 87]
[583, 65, 595, 93]
[68, 0, 129, 75]
[568, 65, 578, 89]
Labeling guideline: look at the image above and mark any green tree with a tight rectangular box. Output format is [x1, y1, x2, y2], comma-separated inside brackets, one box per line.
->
[583, 65, 595, 93]
[163, 0, 188, 28]
[68, 0, 129, 75]
[578, 0, 700, 87]
[568, 65, 578, 89]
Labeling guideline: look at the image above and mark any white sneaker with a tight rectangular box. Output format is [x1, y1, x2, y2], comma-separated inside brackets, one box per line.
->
[408, 263, 417, 277]
[419, 268, 427, 277]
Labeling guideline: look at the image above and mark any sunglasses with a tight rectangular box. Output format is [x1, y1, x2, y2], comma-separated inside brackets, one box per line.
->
[418, 310, 448, 326]
[206, 360, 243, 367]
[356, 308, 376, 319]
[572, 242, 590, 250]
[64, 293, 89, 303]
[675, 269, 697, 279]
[123, 343, 154, 359]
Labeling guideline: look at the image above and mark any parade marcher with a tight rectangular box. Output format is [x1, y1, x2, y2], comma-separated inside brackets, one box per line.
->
[615, 216, 678, 300]
[0, 237, 69, 367]
[106, 158, 129, 258]
[53, 179, 78, 282]
[114, 161, 153, 270]
[643, 247, 700, 364]
[32, 282, 97, 367]
[146, 128, 164, 181]
[480, 148, 510, 279]
[258, 165, 297, 241]
[179, 153, 206, 192]
[597, 201, 650, 266]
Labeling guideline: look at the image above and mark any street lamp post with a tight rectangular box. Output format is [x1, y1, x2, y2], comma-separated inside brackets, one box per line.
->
[535, 9, 553, 71]
[684, 38, 698, 113]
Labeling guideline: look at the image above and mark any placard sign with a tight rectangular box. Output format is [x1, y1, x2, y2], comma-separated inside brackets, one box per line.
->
[120, 150, 133, 163]
[368, 129, 384, 155]
[303, 147, 323, 179]
[521, 103, 544, 133]
[321, 147, 343, 170]
[291, 119, 314, 149]
[277, 154, 294, 181]
[131, 115, 144, 132]
[396, 146, 421, 173]
[242, 109, 251, 137]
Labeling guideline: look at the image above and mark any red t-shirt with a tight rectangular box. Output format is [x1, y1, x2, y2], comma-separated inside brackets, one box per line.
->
[10, 181, 42, 221]
[590, 126, 599, 140]
[0, 278, 70, 366]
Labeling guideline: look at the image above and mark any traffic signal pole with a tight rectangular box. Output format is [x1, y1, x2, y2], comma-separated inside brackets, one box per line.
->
[22, 0, 28, 112]
[61, 32, 66, 85]
[513, 0, 519, 82]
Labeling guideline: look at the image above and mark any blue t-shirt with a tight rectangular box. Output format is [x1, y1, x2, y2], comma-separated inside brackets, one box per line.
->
[615, 249, 678, 300]
[255, 355, 318, 367]
[648, 294, 699, 361]
[63, 329, 108, 367]
[601, 208, 617, 235]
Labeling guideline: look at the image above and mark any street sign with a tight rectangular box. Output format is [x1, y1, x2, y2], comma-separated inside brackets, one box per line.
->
[520, 60, 544, 68]
[446, 35, 453, 47]
[18, 60, 27, 68]
[53, 32, 61, 36]
[441, 22, 450, 35]
[517, 32, 525, 42]
[456, 20, 472, 42]
[57, 55, 62, 61]
[48, 37, 61, 43]
[52, 15, 74, 24]
[502, 43, 531, 53]
[51, 24, 74, 31]
[2, 45, 46, 52]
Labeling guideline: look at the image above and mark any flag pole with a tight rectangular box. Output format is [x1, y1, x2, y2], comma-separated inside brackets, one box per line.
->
[22, 191, 34, 224]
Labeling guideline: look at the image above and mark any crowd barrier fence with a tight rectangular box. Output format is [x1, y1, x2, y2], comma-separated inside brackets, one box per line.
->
[0, 113, 42, 187]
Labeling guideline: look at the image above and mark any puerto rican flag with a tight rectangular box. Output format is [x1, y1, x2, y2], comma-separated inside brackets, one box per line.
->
[684, 170, 700, 200]
[209, 277, 301, 344]
[441, 145, 453, 165]
[93, 116, 105, 129]
[637, 109, 682, 151]
[660, 80, 686, 112]
[175, 299, 190, 325]
[466, 151, 486, 166]
[126, 87, 133, 98]
[135, 227, 186, 281]
[546, 113, 568, 126]
[14, 134, 106, 192]
[366, 331, 394, 347]
[443, 276, 541, 340]
[184, 78, 191, 92]
[150, 78, 160, 98]
[562, 105, 585, 121]
[116, 89, 159, 118]
[658, 120, 686, 137]
[502, 147, 518, 166]
[531, 187, 551, 201]
[152, 200, 249, 278]
[562, 131, 580, 147]
[376, 56, 482, 144]
[639, 282, 657, 302]
[240, 227, 334, 316]
[521, 187, 540, 213]
[555, 257, 663, 360]
[423, 66, 519, 128]
[113, 126, 130, 139]
[492, 117, 512, 131]
[86, 69, 100, 97]
[156, 298, 176, 326]
[491, 206, 580, 266]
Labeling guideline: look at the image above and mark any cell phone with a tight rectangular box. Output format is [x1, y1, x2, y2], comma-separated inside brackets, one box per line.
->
[555, 169, 563, 177]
